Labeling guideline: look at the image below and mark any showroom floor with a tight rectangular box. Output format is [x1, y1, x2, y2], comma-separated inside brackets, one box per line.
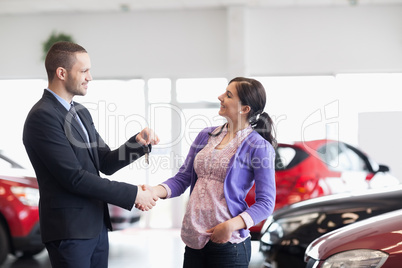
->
[2, 228, 265, 268]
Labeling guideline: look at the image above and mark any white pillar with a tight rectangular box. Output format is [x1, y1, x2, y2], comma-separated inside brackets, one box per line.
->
[170, 78, 186, 228]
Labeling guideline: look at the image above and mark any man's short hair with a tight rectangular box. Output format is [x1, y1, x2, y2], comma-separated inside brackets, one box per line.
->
[45, 41, 87, 82]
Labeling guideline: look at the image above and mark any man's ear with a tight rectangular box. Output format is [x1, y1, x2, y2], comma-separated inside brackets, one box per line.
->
[56, 67, 67, 81]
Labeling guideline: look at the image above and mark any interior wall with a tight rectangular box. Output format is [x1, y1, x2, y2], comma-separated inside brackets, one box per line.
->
[1, 5, 402, 79]
[247, 6, 402, 75]
[0, 9, 228, 79]
[359, 112, 402, 182]
[1, 5, 402, 179]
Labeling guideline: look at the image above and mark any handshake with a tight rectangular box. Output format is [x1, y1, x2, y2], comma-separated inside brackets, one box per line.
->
[134, 128, 167, 211]
[134, 184, 167, 211]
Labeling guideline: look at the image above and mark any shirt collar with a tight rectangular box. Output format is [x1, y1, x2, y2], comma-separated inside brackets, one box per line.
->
[212, 124, 253, 139]
[221, 124, 252, 135]
[45, 88, 71, 111]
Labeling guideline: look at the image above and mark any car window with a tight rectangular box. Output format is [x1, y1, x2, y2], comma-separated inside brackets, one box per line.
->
[343, 147, 368, 171]
[344, 144, 371, 172]
[317, 142, 352, 171]
[0, 153, 23, 169]
[0, 157, 13, 169]
[276, 146, 308, 170]
[317, 142, 368, 172]
[337, 146, 354, 171]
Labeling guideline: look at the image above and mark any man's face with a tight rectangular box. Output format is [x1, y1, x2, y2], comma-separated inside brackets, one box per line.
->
[65, 52, 92, 97]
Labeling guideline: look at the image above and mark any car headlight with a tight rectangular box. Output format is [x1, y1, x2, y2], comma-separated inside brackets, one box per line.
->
[11, 186, 39, 207]
[261, 215, 274, 234]
[260, 213, 319, 244]
[322, 249, 388, 268]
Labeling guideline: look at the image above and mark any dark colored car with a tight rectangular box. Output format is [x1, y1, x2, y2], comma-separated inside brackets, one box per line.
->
[246, 139, 399, 239]
[305, 209, 402, 268]
[259, 185, 402, 268]
[0, 152, 44, 265]
[108, 203, 141, 230]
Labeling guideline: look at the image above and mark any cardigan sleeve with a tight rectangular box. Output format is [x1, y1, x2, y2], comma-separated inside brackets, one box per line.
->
[245, 139, 276, 225]
[223, 133, 276, 237]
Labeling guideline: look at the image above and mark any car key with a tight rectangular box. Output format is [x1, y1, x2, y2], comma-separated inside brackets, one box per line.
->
[143, 145, 150, 165]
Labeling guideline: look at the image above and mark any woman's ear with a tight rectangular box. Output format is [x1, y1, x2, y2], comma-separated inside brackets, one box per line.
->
[241, 105, 251, 115]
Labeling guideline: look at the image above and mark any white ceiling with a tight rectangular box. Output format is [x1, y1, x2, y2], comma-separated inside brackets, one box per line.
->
[1, 0, 402, 15]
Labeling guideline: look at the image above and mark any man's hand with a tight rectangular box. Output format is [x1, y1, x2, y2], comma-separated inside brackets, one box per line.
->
[135, 184, 159, 211]
[135, 185, 167, 211]
[136, 127, 160, 146]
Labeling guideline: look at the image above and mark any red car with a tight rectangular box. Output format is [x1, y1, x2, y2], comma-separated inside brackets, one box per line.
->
[304, 208, 402, 268]
[0, 151, 141, 265]
[0, 152, 44, 265]
[246, 139, 399, 239]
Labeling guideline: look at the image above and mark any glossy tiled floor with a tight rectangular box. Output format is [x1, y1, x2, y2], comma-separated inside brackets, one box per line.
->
[2, 228, 265, 268]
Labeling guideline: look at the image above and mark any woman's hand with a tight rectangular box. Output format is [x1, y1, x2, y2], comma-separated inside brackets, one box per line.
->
[206, 216, 247, 244]
[206, 221, 234, 244]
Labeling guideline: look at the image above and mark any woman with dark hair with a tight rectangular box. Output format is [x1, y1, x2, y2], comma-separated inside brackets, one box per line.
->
[150, 77, 276, 267]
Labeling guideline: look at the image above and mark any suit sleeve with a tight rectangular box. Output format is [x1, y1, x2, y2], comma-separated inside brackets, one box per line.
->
[23, 105, 138, 210]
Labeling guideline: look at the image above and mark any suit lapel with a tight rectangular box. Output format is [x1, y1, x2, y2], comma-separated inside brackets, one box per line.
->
[79, 113, 100, 170]
[43, 90, 100, 170]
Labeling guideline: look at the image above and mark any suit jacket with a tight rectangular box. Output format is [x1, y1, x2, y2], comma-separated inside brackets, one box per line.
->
[23, 89, 144, 243]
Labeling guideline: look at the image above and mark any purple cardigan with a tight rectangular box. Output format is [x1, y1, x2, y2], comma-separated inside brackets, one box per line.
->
[163, 126, 276, 238]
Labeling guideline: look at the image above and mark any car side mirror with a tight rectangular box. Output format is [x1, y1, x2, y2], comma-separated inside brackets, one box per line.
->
[378, 164, 390, 172]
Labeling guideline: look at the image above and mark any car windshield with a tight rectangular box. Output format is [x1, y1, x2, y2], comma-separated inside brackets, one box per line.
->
[0, 151, 24, 169]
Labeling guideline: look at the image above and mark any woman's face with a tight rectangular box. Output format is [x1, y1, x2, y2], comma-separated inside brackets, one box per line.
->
[218, 82, 244, 122]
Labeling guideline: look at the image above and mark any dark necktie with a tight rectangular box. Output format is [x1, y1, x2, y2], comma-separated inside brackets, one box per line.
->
[69, 104, 79, 121]
[69, 104, 89, 144]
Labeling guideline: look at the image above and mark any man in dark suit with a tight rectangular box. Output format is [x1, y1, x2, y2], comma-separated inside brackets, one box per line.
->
[23, 41, 159, 268]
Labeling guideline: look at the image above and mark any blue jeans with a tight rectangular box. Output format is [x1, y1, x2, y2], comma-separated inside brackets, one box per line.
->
[183, 237, 251, 268]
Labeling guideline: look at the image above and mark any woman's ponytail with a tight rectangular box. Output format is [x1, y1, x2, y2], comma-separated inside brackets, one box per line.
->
[250, 112, 277, 148]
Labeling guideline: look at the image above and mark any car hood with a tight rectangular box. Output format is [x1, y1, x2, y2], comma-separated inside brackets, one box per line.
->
[306, 209, 402, 260]
[271, 185, 402, 220]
